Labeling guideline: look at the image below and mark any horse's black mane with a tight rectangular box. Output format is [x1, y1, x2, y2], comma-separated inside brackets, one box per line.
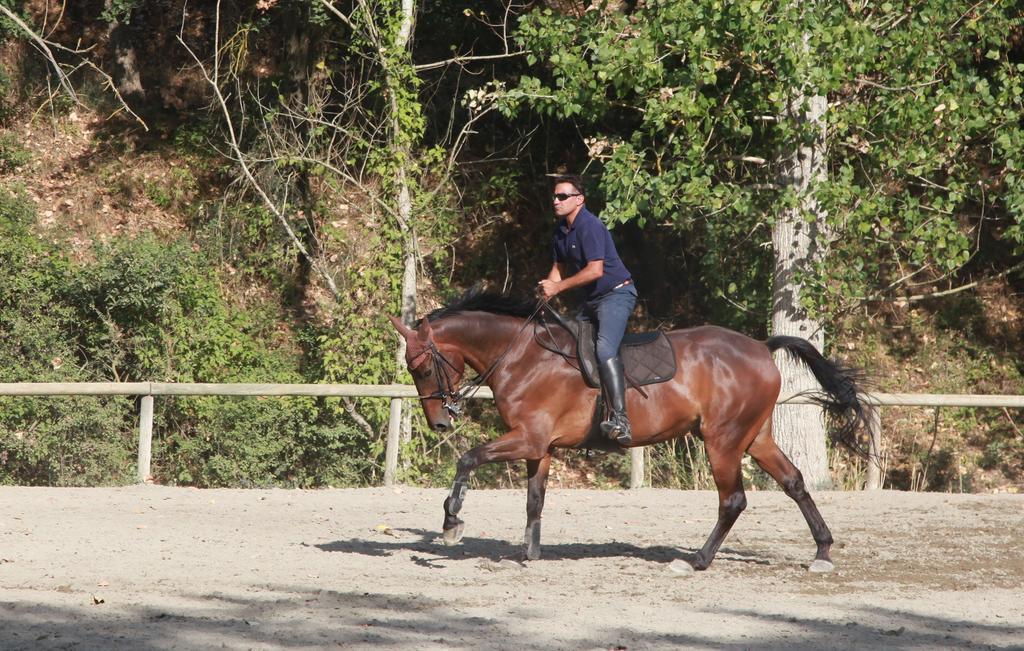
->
[422, 287, 537, 324]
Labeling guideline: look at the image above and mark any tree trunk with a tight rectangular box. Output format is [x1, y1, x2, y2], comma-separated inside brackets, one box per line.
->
[284, 9, 319, 304]
[103, 1, 143, 97]
[396, 189, 416, 460]
[393, 0, 417, 469]
[771, 83, 832, 490]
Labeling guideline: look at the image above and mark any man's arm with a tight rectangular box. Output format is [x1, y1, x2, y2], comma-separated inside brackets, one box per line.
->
[538, 260, 603, 299]
[546, 262, 566, 282]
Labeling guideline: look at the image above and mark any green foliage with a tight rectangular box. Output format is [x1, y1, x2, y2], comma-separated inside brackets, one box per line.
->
[158, 394, 372, 488]
[0, 184, 380, 487]
[814, 2, 1024, 310]
[273, 0, 469, 484]
[100, 0, 142, 24]
[0, 132, 30, 171]
[0, 2, 24, 40]
[0, 185, 134, 485]
[512, 1, 791, 226]
[648, 437, 718, 490]
[0, 189, 73, 376]
[506, 1, 1024, 328]
[0, 396, 136, 486]
[0, 65, 16, 125]
[144, 168, 197, 210]
[315, 223, 406, 483]
[192, 198, 297, 293]
[56, 234, 384, 486]
[840, 306, 1024, 492]
[0, 182, 33, 232]
[505, 1, 805, 329]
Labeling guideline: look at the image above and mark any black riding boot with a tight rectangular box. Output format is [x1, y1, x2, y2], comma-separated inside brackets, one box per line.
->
[599, 356, 632, 446]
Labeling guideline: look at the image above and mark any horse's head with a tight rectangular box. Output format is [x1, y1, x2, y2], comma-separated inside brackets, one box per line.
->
[389, 315, 466, 432]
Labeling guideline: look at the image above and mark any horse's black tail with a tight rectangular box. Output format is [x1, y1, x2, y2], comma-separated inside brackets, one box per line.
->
[766, 335, 872, 456]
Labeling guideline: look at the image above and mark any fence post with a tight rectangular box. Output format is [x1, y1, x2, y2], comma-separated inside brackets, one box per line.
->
[137, 394, 154, 484]
[384, 397, 402, 486]
[629, 447, 644, 489]
[865, 406, 882, 490]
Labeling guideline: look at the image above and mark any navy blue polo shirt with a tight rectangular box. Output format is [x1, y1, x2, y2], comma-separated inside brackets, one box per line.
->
[552, 206, 632, 301]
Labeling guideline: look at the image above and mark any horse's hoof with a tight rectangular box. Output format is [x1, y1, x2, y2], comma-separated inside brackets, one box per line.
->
[442, 522, 465, 546]
[668, 559, 695, 576]
[808, 559, 834, 573]
[524, 545, 541, 561]
[688, 556, 710, 571]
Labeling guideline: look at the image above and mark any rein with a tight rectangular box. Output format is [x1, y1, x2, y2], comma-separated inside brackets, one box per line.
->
[533, 310, 581, 371]
[418, 299, 549, 416]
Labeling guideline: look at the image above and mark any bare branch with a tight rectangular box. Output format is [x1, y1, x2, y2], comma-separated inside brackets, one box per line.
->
[0, 4, 147, 130]
[855, 77, 942, 93]
[317, 0, 358, 32]
[342, 397, 376, 439]
[178, 0, 341, 298]
[414, 50, 527, 73]
[0, 4, 78, 101]
[860, 259, 1024, 306]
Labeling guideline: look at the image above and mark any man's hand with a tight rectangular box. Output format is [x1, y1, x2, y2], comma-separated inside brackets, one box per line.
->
[537, 279, 561, 300]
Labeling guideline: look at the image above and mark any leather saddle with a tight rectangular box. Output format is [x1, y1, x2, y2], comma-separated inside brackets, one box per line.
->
[538, 308, 677, 390]
[575, 319, 677, 389]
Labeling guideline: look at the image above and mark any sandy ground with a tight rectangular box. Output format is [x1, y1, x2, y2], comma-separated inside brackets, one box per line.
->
[0, 486, 1022, 650]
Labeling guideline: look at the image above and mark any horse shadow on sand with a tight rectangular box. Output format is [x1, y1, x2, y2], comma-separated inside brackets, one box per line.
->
[313, 528, 771, 569]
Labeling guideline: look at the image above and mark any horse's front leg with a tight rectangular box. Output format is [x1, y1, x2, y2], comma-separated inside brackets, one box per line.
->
[441, 428, 545, 546]
[524, 454, 552, 560]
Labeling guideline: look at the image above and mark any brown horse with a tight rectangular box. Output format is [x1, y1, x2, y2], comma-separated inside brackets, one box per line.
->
[389, 290, 870, 571]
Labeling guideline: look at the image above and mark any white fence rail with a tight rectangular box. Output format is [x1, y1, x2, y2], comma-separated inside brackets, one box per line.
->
[2, 383, 1022, 489]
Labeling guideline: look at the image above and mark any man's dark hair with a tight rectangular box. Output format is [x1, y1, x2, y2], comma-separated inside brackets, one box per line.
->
[552, 174, 585, 196]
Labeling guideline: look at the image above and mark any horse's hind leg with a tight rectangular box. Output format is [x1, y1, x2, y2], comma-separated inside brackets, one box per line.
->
[524, 454, 551, 560]
[746, 423, 835, 572]
[691, 445, 747, 571]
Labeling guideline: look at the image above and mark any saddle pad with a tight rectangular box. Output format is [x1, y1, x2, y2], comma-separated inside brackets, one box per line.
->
[576, 320, 677, 389]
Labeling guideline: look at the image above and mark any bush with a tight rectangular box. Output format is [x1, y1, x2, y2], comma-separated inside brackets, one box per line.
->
[156, 395, 374, 487]
[0, 132, 30, 171]
[0, 396, 135, 486]
[0, 187, 385, 486]
[0, 185, 135, 484]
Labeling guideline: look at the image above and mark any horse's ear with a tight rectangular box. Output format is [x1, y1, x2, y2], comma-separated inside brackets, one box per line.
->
[418, 317, 434, 342]
[388, 314, 415, 339]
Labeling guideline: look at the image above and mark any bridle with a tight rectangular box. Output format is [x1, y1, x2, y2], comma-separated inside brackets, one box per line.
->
[408, 342, 466, 417]
[408, 299, 549, 418]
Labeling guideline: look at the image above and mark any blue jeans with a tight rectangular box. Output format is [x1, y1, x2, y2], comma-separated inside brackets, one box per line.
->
[579, 284, 638, 364]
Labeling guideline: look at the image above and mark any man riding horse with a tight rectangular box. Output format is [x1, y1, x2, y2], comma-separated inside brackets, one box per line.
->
[388, 174, 870, 569]
[537, 174, 638, 445]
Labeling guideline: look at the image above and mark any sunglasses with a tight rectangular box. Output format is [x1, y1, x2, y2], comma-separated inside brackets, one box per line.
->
[552, 192, 582, 201]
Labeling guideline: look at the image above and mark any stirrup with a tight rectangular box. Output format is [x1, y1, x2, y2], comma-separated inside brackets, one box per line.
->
[600, 411, 632, 446]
